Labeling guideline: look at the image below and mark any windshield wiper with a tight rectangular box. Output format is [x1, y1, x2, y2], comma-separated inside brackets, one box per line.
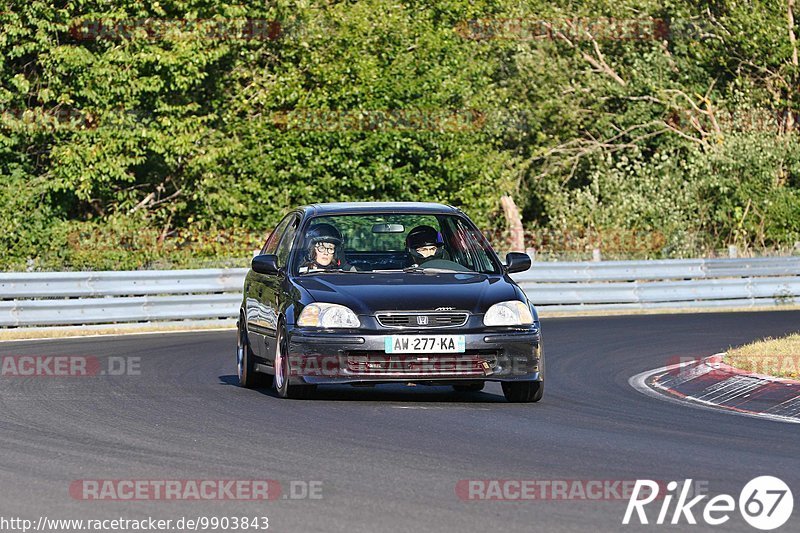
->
[402, 266, 464, 274]
[297, 268, 359, 275]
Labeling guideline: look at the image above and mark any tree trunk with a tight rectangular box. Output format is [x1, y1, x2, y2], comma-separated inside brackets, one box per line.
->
[500, 195, 524, 251]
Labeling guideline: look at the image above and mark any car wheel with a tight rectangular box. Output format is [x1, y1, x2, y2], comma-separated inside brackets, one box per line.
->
[274, 326, 316, 400]
[501, 381, 543, 403]
[237, 319, 271, 389]
[452, 382, 485, 392]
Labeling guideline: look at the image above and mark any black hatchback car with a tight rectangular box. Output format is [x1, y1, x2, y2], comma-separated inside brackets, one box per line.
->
[237, 202, 543, 402]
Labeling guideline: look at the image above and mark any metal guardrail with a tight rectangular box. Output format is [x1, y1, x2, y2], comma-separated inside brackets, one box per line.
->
[1, 257, 798, 327]
[0, 269, 247, 327]
[516, 257, 800, 312]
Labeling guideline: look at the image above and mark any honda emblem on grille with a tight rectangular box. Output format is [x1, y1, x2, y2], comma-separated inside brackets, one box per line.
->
[417, 316, 429, 325]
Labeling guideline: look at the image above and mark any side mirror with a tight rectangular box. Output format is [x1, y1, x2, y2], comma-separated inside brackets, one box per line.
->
[505, 252, 531, 274]
[251, 254, 280, 275]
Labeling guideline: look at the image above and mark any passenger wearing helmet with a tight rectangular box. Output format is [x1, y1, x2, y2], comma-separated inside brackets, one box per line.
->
[299, 223, 355, 273]
[406, 225, 445, 267]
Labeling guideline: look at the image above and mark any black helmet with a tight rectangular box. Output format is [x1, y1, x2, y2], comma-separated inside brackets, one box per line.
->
[304, 223, 343, 266]
[406, 225, 444, 263]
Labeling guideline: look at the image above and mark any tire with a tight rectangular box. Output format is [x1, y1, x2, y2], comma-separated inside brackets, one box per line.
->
[274, 325, 316, 400]
[501, 381, 543, 403]
[237, 318, 271, 389]
[452, 382, 485, 392]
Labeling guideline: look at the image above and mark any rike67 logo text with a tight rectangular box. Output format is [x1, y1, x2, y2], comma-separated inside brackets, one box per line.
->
[623, 476, 793, 530]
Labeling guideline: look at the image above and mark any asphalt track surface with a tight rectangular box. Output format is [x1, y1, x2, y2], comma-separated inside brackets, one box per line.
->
[1, 312, 799, 533]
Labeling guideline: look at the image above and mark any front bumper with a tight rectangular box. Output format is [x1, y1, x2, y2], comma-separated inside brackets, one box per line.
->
[285, 329, 542, 385]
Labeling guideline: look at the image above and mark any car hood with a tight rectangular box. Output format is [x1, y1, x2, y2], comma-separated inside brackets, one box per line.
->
[293, 272, 519, 314]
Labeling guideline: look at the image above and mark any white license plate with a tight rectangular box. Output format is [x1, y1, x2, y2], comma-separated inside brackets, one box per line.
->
[384, 335, 466, 354]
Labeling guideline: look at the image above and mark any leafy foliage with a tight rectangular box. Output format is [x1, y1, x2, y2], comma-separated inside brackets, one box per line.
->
[1, 1, 799, 270]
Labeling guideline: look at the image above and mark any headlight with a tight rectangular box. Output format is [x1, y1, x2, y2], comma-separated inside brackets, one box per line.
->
[297, 303, 361, 328]
[483, 300, 533, 326]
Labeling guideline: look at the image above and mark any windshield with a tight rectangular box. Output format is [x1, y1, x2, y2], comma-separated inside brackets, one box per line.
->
[292, 213, 502, 275]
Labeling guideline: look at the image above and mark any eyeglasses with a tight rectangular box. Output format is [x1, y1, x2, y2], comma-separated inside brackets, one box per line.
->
[416, 246, 438, 254]
[314, 243, 336, 254]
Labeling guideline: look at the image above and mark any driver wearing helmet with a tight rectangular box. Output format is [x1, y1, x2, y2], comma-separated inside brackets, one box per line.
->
[299, 223, 355, 273]
[406, 225, 445, 267]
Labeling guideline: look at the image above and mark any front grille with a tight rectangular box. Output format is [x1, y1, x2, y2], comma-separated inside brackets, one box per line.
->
[376, 312, 469, 329]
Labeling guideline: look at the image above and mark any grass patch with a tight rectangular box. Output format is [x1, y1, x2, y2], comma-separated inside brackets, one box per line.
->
[0, 322, 234, 341]
[725, 333, 800, 379]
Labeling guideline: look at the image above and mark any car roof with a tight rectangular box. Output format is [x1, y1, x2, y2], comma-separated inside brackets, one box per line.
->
[300, 202, 462, 216]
